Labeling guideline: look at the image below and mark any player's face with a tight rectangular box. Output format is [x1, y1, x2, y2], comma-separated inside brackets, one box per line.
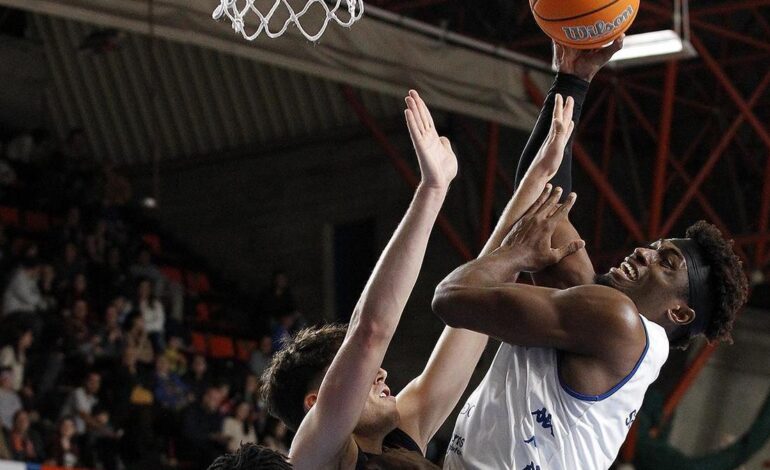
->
[597, 239, 689, 313]
[355, 367, 399, 436]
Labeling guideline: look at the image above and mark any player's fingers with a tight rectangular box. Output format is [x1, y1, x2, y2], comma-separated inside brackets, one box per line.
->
[553, 192, 577, 219]
[439, 136, 452, 149]
[415, 92, 436, 130]
[555, 239, 586, 260]
[405, 96, 424, 134]
[567, 120, 575, 139]
[405, 109, 422, 142]
[537, 186, 563, 216]
[553, 94, 564, 121]
[525, 184, 553, 218]
[564, 96, 575, 123]
[410, 90, 433, 131]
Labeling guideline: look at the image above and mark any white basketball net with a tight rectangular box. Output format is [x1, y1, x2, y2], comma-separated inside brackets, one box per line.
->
[212, 0, 365, 42]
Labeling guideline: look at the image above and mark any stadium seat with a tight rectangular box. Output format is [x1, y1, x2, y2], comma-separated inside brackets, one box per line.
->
[208, 335, 235, 359]
[25, 211, 50, 232]
[142, 233, 162, 254]
[160, 266, 183, 285]
[236, 340, 257, 362]
[190, 332, 208, 355]
[0, 206, 19, 226]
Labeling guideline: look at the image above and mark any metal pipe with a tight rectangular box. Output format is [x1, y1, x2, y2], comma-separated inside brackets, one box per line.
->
[364, 4, 552, 73]
[479, 123, 500, 247]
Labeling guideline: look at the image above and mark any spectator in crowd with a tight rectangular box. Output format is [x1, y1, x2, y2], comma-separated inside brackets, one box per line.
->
[0, 324, 33, 392]
[60, 371, 101, 435]
[2, 257, 44, 315]
[0, 367, 22, 429]
[61, 272, 90, 311]
[84, 219, 108, 265]
[58, 207, 85, 248]
[248, 335, 273, 377]
[93, 303, 123, 362]
[136, 278, 165, 353]
[222, 401, 257, 453]
[153, 356, 190, 411]
[8, 409, 44, 463]
[241, 374, 260, 406]
[54, 242, 85, 291]
[46, 416, 80, 468]
[63, 299, 95, 366]
[184, 354, 211, 402]
[270, 313, 297, 352]
[260, 417, 288, 455]
[124, 312, 154, 367]
[87, 405, 123, 470]
[182, 386, 227, 464]
[38, 264, 58, 314]
[129, 248, 164, 295]
[100, 246, 128, 303]
[257, 270, 296, 321]
[163, 334, 188, 376]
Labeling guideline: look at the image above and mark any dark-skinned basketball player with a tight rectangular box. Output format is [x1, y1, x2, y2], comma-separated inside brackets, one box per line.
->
[253, 41, 620, 469]
[433, 40, 749, 470]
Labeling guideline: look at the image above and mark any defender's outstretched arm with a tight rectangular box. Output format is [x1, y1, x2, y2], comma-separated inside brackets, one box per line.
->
[289, 92, 456, 469]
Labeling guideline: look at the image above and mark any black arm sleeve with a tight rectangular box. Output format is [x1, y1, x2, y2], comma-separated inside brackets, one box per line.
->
[513, 73, 590, 197]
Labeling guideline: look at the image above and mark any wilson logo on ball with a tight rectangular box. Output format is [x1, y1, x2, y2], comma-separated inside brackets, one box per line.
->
[562, 5, 634, 42]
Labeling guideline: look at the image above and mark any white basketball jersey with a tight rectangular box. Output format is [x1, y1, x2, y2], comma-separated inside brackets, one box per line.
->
[445, 315, 669, 470]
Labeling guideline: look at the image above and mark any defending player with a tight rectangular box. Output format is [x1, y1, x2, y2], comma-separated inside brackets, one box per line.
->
[433, 42, 749, 470]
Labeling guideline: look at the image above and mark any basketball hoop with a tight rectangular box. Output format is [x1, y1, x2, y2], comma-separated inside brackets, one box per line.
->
[212, 0, 365, 42]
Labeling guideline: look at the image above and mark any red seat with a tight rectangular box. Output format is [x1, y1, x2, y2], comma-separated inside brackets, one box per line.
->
[0, 206, 19, 226]
[185, 272, 212, 294]
[236, 340, 257, 362]
[191, 332, 208, 355]
[142, 234, 162, 254]
[209, 335, 235, 359]
[25, 211, 50, 232]
[195, 302, 211, 323]
[160, 266, 183, 285]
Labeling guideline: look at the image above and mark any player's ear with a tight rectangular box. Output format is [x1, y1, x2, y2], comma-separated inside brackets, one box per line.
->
[667, 304, 695, 326]
[303, 391, 318, 413]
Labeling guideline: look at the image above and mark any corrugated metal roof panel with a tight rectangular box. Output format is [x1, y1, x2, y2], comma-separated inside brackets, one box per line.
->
[28, 13, 403, 165]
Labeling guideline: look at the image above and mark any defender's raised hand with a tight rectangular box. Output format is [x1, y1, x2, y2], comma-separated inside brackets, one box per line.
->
[405, 90, 458, 191]
[528, 93, 575, 180]
[500, 185, 584, 272]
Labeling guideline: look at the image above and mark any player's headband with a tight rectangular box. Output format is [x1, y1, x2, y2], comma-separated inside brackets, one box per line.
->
[670, 239, 713, 335]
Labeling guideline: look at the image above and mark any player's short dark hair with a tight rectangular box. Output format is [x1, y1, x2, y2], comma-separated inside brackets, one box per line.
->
[260, 324, 347, 431]
[207, 443, 291, 470]
[672, 221, 748, 349]
[363, 448, 441, 469]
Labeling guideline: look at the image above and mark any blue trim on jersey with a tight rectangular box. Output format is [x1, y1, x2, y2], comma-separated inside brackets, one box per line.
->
[557, 316, 650, 402]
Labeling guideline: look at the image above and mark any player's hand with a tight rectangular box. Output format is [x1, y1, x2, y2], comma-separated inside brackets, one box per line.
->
[530, 93, 575, 179]
[404, 90, 458, 191]
[553, 35, 624, 82]
[499, 185, 584, 272]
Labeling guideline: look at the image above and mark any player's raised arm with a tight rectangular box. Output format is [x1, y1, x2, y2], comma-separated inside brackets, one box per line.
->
[288, 91, 456, 470]
[396, 92, 578, 451]
[433, 185, 644, 358]
[516, 39, 625, 288]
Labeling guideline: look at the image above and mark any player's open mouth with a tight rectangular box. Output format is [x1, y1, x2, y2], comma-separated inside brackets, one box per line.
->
[611, 260, 639, 281]
[379, 386, 391, 398]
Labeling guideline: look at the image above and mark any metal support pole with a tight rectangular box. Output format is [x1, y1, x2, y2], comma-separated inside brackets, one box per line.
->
[593, 94, 616, 250]
[342, 86, 474, 261]
[649, 61, 678, 239]
[659, 68, 770, 237]
[480, 123, 500, 247]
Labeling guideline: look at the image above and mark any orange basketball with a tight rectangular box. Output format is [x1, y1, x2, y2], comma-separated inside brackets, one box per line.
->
[530, 0, 640, 49]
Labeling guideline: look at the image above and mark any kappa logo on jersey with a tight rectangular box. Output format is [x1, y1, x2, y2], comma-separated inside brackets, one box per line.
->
[531, 407, 555, 437]
[626, 409, 637, 427]
[460, 402, 476, 418]
[523, 462, 541, 470]
[523, 435, 538, 448]
[447, 433, 465, 456]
